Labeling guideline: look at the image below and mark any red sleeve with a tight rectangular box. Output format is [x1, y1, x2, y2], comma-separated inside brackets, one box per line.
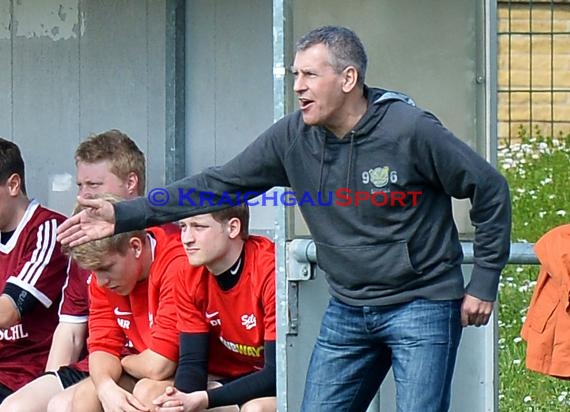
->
[260, 259, 276, 341]
[58, 260, 90, 323]
[6, 217, 67, 308]
[148, 256, 186, 362]
[176, 265, 209, 334]
[87, 280, 125, 357]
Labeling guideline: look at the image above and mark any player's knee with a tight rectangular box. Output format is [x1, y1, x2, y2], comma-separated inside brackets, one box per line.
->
[0, 393, 29, 412]
[69, 380, 93, 410]
[240, 404, 262, 412]
[132, 378, 153, 404]
[47, 391, 72, 412]
[240, 399, 275, 412]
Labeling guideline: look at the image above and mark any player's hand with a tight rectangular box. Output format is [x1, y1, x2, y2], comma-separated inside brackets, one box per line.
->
[461, 293, 494, 327]
[57, 196, 115, 247]
[97, 380, 149, 412]
[153, 386, 208, 412]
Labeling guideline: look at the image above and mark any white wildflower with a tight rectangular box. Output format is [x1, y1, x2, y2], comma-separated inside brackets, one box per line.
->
[540, 177, 553, 185]
[523, 395, 532, 403]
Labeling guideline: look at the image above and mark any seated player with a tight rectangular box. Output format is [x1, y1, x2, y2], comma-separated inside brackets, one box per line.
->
[154, 204, 276, 412]
[0, 129, 147, 412]
[65, 194, 187, 412]
[0, 138, 69, 403]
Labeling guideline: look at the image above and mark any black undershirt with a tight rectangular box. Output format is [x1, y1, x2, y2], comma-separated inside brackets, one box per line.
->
[176, 335, 276, 408]
[214, 248, 245, 291]
[1, 230, 14, 245]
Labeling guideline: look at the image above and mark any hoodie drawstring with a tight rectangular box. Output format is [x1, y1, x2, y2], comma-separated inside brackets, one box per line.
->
[318, 136, 327, 193]
[346, 131, 355, 188]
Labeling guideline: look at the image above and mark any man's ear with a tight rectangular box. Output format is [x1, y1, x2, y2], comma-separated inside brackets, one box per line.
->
[125, 172, 140, 196]
[341, 66, 359, 93]
[226, 217, 242, 240]
[129, 236, 143, 258]
[6, 173, 22, 196]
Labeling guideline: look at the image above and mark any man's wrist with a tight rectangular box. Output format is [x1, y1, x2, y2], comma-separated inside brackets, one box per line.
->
[200, 390, 210, 409]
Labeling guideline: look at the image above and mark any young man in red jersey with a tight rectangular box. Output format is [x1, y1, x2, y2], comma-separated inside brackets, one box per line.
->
[0, 130, 147, 412]
[65, 194, 187, 412]
[0, 138, 69, 402]
[154, 204, 276, 412]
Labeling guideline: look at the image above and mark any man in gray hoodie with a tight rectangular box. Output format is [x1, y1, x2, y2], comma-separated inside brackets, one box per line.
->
[58, 26, 511, 412]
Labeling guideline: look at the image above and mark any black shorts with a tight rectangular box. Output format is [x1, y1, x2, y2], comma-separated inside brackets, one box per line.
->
[0, 382, 13, 403]
[45, 365, 89, 389]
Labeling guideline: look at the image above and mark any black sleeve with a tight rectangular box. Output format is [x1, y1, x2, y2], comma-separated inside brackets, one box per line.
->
[114, 118, 293, 233]
[207, 340, 276, 408]
[174, 332, 209, 393]
[3, 283, 39, 317]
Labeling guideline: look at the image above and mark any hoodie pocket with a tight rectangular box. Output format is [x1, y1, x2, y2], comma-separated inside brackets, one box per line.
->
[315, 240, 421, 290]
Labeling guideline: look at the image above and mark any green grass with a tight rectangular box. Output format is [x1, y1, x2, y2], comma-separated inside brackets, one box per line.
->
[498, 128, 570, 411]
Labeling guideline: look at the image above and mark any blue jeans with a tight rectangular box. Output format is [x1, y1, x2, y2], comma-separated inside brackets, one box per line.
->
[301, 297, 463, 412]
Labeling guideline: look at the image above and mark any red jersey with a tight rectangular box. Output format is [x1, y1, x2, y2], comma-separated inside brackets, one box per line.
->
[59, 260, 90, 324]
[87, 227, 185, 363]
[177, 235, 275, 378]
[58, 260, 91, 372]
[66, 224, 179, 373]
[0, 200, 69, 391]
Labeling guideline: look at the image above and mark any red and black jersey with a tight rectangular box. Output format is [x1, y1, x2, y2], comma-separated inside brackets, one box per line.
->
[0, 200, 69, 391]
[87, 227, 186, 363]
[177, 235, 276, 378]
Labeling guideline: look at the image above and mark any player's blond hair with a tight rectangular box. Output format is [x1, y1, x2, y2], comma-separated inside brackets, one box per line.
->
[63, 194, 146, 270]
[75, 129, 146, 196]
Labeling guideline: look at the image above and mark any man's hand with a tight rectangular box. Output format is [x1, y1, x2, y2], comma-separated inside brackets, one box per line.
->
[461, 293, 494, 327]
[57, 197, 116, 247]
[153, 386, 208, 412]
[97, 380, 149, 412]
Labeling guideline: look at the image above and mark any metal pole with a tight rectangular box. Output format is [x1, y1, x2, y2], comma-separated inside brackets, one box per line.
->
[290, 239, 538, 266]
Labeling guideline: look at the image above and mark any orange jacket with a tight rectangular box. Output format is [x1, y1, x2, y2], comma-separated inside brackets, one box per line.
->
[521, 224, 570, 378]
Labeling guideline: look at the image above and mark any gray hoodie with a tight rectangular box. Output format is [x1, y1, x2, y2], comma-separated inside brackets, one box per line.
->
[116, 87, 511, 306]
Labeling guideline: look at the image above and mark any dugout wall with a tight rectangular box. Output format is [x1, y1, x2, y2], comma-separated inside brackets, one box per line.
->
[0, 0, 185, 214]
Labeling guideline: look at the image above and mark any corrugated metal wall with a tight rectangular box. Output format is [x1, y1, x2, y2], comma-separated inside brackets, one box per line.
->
[0, 0, 176, 215]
